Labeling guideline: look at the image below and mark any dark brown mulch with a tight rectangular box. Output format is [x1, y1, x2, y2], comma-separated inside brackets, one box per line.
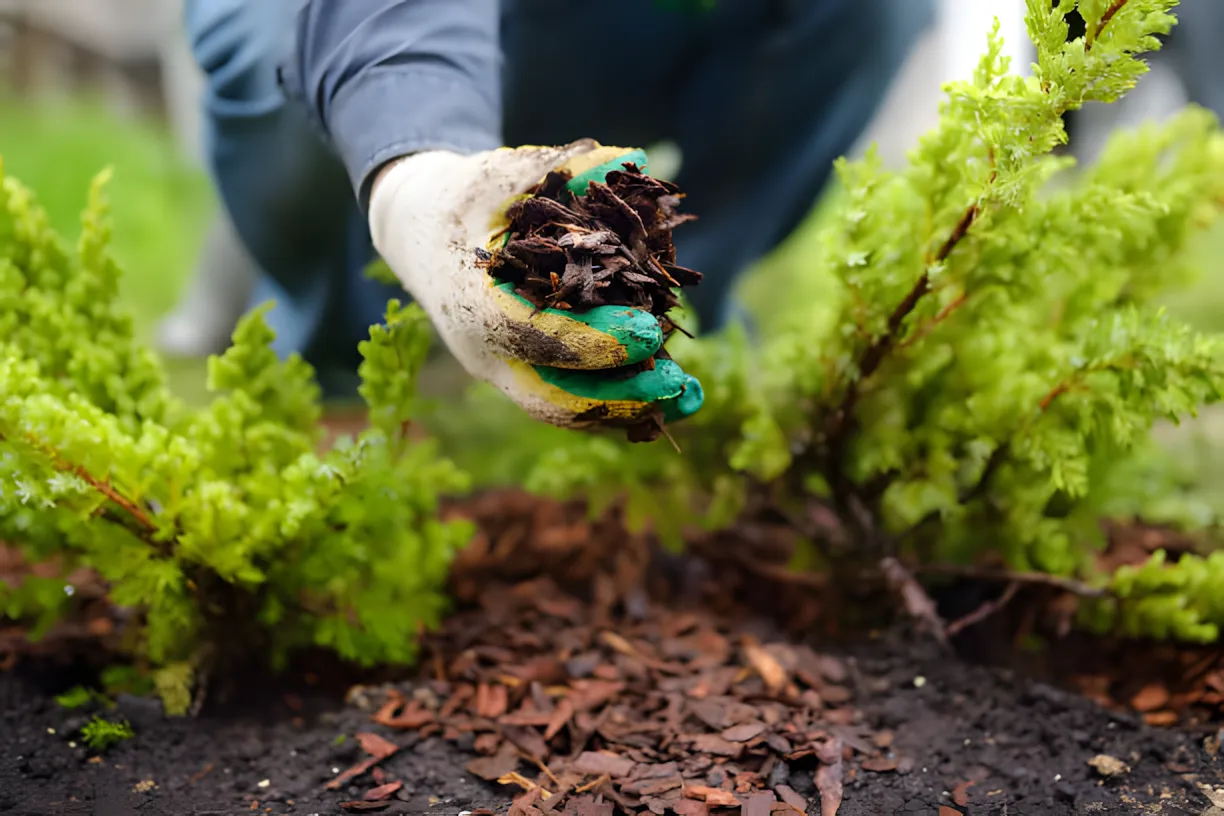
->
[483, 164, 700, 320]
[3, 491, 1224, 815]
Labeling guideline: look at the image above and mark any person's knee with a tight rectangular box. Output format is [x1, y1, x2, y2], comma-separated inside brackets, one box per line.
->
[184, 0, 290, 105]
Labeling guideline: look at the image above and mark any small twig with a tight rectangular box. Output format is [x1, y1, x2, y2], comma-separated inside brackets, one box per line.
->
[1, 430, 163, 544]
[1039, 381, 1070, 411]
[1087, 0, 1130, 50]
[915, 563, 1110, 598]
[897, 290, 969, 350]
[574, 774, 609, 794]
[498, 771, 551, 798]
[945, 581, 1020, 637]
[659, 424, 682, 454]
[732, 553, 832, 589]
[822, 199, 984, 506]
[880, 556, 950, 649]
[530, 755, 562, 789]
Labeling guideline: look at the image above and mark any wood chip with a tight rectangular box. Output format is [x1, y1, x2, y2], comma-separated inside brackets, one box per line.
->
[774, 784, 808, 812]
[815, 739, 844, 816]
[684, 785, 741, 808]
[339, 801, 390, 812]
[722, 721, 768, 743]
[364, 782, 403, 801]
[744, 640, 788, 693]
[689, 734, 743, 758]
[571, 751, 636, 779]
[467, 742, 522, 781]
[355, 732, 398, 760]
[1130, 683, 1170, 712]
[860, 757, 898, 772]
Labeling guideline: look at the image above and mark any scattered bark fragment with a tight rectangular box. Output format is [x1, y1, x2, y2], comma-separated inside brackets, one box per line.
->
[1131, 683, 1171, 713]
[672, 800, 709, 816]
[467, 742, 523, 781]
[743, 639, 789, 694]
[859, 757, 897, 773]
[364, 782, 403, 801]
[951, 779, 974, 807]
[722, 721, 767, 743]
[326, 757, 384, 791]
[814, 739, 844, 816]
[774, 784, 808, 813]
[355, 732, 399, 760]
[339, 801, 391, 812]
[572, 752, 637, 779]
[743, 791, 777, 816]
[684, 785, 741, 808]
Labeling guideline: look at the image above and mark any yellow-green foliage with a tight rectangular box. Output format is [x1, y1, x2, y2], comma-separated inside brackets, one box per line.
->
[0, 161, 472, 711]
[508, 0, 1224, 642]
[80, 715, 134, 752]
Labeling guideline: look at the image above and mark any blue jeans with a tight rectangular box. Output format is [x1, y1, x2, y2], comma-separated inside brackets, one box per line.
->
[185, 0, 934, 395]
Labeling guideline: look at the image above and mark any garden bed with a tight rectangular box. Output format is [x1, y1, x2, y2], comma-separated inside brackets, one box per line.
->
[3, 491, 1223, 816]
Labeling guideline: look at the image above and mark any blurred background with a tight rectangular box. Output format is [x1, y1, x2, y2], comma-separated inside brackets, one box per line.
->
[0, 0, 1221, 472]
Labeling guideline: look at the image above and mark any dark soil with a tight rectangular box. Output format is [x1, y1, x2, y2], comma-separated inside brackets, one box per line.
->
[3, 492, 1224, 816]
[3, 630, 1221, 816]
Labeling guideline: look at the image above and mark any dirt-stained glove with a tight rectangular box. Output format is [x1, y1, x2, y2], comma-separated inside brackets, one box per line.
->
[368, 139, 703, 431]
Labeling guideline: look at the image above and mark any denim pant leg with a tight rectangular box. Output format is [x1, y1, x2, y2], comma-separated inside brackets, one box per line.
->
[184, 0, 393, 394]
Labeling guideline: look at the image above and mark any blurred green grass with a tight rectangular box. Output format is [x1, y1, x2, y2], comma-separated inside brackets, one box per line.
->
[0, 95, 213, 341]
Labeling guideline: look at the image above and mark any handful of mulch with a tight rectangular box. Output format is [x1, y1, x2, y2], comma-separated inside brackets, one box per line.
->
[480, 163, 702, 442]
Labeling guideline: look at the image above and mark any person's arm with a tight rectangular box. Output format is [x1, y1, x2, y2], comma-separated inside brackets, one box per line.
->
[279, 0, 502, 209]
[281, 0, 704, 431]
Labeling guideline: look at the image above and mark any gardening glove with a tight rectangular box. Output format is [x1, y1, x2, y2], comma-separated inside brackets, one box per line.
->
[368, 139, 704, 431]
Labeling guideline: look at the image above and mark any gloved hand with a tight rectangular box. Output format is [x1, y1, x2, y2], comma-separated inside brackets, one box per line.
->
[368, 139, 704, 432]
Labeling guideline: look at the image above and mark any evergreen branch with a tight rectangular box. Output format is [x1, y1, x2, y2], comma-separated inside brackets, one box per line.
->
[0, 430, 157, 535]
[1087, 0, 1131, 50]
[820, 199, 983, 510]
[963, 362, 1112, 503]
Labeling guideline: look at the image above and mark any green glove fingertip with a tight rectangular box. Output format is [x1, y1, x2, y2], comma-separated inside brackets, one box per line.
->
[574, 306, 662, 365]
[659, 373, 704, 423]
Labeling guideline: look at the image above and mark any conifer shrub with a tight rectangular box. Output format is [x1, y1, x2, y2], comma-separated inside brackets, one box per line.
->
[515, 0, 1224, 641]
[0, 162, 472, 712]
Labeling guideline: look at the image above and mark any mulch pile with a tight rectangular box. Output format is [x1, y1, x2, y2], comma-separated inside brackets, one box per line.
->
[483, 163, 701, 320]
[334, 576, 877, 816]
[316, 492, 872, 815]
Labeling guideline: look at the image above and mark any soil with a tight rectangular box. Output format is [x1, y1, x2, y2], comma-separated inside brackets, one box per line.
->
[4, 630, 1221, 816]
[3, 492, 1224, 816]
